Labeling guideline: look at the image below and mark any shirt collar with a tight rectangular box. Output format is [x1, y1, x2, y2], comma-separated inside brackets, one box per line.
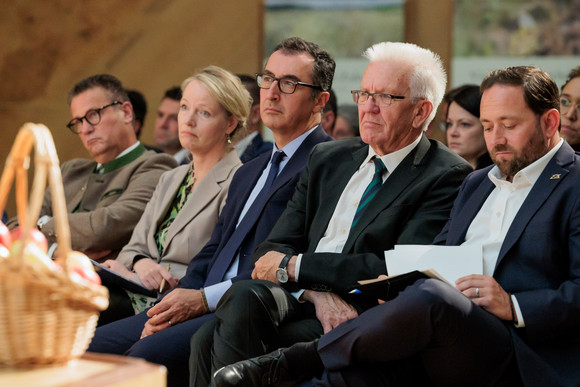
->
[95, 141, 140, 170]
[362, 134, 422, 173]
[488, 138, 564, 188]
[96, 141, 146, 174]
[272, 125, 318, 160]
[117, 141, 140, 158]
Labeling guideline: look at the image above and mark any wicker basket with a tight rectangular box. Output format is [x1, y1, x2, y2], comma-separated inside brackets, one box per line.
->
[0, 123, 109, 367]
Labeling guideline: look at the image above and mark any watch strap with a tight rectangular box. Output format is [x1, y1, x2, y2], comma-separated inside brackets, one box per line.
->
[278, 254, 292, 269]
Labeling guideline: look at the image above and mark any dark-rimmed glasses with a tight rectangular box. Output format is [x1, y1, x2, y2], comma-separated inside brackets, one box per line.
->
[351, 90, 405, 107]
[256, 74, 323, 94]
[66, 101, 122, 134]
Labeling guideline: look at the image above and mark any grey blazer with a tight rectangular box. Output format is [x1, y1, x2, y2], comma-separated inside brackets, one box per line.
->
[116, 150, 241, 280]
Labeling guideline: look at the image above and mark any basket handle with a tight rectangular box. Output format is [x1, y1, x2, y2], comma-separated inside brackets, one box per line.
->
[0, 123, 72, 270]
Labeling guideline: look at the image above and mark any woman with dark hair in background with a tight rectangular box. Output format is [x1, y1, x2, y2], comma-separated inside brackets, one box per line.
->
[445, 85, 492, 170]
[560, 65, 580, 151]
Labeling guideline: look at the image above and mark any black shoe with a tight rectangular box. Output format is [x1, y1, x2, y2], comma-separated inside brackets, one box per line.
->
[212, 348, 302, 387]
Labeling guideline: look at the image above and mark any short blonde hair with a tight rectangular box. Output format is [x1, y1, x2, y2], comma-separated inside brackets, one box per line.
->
[181, 65, 251, 139]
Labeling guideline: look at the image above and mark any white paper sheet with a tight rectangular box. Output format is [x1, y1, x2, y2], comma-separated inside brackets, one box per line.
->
[385, 245, 483, 286]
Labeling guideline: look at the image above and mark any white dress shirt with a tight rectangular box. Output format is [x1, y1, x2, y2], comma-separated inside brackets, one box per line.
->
[462, 139, 563, 327]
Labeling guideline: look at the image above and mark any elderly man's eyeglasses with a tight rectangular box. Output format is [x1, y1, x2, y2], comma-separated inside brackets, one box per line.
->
[256, 74, 323, 94]
[351, 90, 405, 106]
[66, 101, 122, 134]
[560, 97, 580, 114]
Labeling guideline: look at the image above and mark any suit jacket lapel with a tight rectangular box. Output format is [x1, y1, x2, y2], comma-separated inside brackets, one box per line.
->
[165, 152, 239, 246]
[150, 166, 188, 253]
[496, 145, 572, 269]
[308, 143, 365, 249]
[446, 177, 495, 246]
[223, 152, 270, 240]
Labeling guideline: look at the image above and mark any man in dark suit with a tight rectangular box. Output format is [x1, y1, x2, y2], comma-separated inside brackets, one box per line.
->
[214, 66, 580, 387]
[88, 37, 334, 387]
[236, 74, 273, 163]
[193, 41, 472, 386]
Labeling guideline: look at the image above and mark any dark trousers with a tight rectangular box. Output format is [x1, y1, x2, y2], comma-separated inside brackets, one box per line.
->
[88, 308, 215, 387]
[97, 283, 134, 326]
[314, 279, 522, 387]
[189, 279, 324, 387]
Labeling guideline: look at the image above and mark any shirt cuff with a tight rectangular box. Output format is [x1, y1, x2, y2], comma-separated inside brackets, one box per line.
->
[291, 289, 305, 302]
[204, 280, 233, 311]
[511, 294, 525, 328]
[47, 243, 58, 259]
[294, 253, 303, 281]
[37, 215, 52, 230]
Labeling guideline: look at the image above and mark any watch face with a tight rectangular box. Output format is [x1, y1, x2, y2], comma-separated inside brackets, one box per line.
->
[276, 268, 289, 283]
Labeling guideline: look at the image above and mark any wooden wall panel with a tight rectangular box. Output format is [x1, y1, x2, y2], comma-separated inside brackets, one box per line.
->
[405, 0, 454, 143]
[0, 0, 263, 216]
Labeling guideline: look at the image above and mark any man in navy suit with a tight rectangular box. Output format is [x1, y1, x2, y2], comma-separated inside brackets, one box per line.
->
[213, 66, 580, 387]
[88, 37, 334, 387]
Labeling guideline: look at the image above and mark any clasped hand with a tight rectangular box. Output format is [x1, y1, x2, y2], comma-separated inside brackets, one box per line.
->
[140, 288, 204, 338]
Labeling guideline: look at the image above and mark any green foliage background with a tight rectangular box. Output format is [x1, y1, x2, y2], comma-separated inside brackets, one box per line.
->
[265, 7, 404, 58]
[454, 0, 580, 56]
[264, 0, 580, 58]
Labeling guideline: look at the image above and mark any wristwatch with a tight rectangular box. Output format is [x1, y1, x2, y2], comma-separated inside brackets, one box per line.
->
[275, 254, 293, 284]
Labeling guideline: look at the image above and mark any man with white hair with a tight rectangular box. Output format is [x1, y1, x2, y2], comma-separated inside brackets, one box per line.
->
[189, 41, 472, 386]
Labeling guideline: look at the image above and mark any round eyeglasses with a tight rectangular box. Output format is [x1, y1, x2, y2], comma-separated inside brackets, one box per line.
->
[256, 74, 323, 94]
[351, 90, 406, 106]
[66, 101, 122, 134]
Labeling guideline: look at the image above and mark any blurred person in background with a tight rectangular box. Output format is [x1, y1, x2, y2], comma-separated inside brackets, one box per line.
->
[321, 88, 337, 135]
[235, 74, 272, 163]
[332, 104, 359, 139]
[560, 65, 580, 151]
[155, 86, 191, 164]
[445, 85, 491, 170]
[127, 89, 162, 152]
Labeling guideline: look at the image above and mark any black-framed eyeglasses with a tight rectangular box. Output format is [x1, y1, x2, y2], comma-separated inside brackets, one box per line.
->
[256, 73, 323, 94]
[351, 90, 406, 106]
[66, 101, 122, 134]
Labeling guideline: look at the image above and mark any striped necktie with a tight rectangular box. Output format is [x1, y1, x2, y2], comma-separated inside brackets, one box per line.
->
[352, 157, 387, 227]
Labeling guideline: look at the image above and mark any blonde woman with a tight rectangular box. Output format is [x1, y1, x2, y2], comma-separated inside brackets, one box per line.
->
[101, 66, 251, 324]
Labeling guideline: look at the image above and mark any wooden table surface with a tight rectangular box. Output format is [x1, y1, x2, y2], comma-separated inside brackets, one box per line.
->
[0, 352, 167, 387]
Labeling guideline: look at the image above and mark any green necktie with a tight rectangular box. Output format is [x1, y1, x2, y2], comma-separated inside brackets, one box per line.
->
[352, 157, 387, 227]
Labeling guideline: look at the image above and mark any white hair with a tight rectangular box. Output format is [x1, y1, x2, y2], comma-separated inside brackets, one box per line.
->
[363, 42, 447, 131]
